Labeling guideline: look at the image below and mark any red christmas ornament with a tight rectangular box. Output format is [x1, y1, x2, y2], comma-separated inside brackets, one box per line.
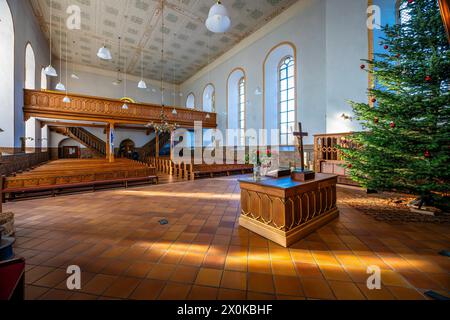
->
[347, 164, 353, 169]
[425, 75, 432, 82]
[374, 117, 379, 124]
[371, 98, 377, 103]
[390, 121, 396, 128]
[384, 45, 389, 50]
[424, 150, 431, 158]
[360, 64, 366, 70]
[408, 0, 413, 3]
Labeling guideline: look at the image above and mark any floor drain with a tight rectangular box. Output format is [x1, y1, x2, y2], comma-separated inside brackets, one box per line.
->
[159, 219, 169, 225]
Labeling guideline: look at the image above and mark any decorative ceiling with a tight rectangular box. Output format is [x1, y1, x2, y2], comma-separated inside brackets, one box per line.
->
[30, 0, 298, 84]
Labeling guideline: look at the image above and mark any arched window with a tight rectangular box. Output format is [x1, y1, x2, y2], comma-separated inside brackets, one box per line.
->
[202, 84, 215, 112]
[227, 67, 246, 146]
[279, 56, 295, 146]
[0, 0, 14, 150]
[186, 93, 195, 109]
[238, 77, 246, 146]
[41, 67, 47, 90]
[263, 42, 296, 146]
[25, 43, 36, 90]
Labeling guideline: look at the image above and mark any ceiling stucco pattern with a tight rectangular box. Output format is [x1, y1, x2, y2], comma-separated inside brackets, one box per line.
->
[30, 0, 298, 84]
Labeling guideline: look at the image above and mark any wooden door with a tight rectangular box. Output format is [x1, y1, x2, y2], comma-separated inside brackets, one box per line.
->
[62, 146, 80, 159]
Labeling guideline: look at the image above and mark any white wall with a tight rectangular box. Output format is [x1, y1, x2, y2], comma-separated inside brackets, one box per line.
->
[0, 0, 15, 150]
[83, 127, 155, 148]
[180, 0, 391, 144]
[181, 0, 328, 145]
[55, 62, 182, 106]
[325, 0, 369, 133]
[6, 0, 50, 150]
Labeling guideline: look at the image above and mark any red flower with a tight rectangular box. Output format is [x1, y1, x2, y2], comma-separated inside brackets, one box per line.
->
[424, 150, 431, 158]
[425, 75, 432, 82]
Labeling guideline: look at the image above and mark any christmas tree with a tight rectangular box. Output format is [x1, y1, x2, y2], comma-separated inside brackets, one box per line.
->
[340, 0, 450, 208]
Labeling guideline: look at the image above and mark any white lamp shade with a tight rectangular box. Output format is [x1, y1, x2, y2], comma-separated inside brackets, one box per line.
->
[55, 82, 66, 91]
[138, 80, 147, 89]
[97, 46, 112, 60]
[62, 96, 71, 103]
[122, 103, 129, 110]
[206, 2, 231, 33]
[45, 65, 58, 77]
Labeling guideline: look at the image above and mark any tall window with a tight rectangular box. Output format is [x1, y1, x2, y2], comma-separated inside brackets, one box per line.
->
[238, 77, 245, 146]
[25, 43, 36, 90]
[186, 93, 195, 109]
[279, 56, 295, 146]
[41, 68, 47, 90]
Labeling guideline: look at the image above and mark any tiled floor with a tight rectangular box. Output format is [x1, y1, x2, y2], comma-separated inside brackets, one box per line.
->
[4, 176, 450, 300]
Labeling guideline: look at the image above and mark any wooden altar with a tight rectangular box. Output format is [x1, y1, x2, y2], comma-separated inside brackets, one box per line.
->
[239, 174, 339, 247]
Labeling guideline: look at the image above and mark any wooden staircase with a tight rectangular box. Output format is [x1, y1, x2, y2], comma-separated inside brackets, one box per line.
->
[52, 127, 106, 156]
[143, 132, 171, 160]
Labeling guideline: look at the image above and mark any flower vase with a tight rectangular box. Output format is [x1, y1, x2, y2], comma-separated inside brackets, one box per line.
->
[253, 165, 261, 181]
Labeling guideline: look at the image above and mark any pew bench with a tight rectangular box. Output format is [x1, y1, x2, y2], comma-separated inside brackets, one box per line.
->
[186, 163, 254, 180]
[2, 175, 158, 201]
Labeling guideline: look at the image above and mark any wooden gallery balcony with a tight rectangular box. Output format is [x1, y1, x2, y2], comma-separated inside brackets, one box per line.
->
[23, 89, 217, 128]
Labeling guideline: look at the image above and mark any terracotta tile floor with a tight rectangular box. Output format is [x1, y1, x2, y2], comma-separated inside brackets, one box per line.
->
[5, 176, 450, 300]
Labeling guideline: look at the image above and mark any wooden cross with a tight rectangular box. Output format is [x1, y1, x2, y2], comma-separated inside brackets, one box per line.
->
[293, 122, 308, 171]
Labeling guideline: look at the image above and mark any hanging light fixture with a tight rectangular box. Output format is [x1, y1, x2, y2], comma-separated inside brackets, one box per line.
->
[97, 45, 112, 60]
[138, 50, 147, 89]
[55, 11, 65, 91]
[113, 36, 123, 86]
[122, 45, 129, 110]
[138, 80, 147, 89]
[69, 41, 80, 80]
[205, 1, 231, 33]
[146, 0, 178, 133]
[63, 23, 71, 104]
[45, 0, 57, 77]
[95, 0, 112, 61]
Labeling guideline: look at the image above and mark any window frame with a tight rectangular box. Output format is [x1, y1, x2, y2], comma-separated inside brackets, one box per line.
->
[278, 55, 296, 147]
[238, 76, 246, 146]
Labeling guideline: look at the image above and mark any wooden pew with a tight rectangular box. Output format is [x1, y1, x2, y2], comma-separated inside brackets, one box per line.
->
[184, 163, 253, 180]
[1, 159, 158, 201]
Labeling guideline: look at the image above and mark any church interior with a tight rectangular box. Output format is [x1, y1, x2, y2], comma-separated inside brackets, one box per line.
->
[0, 0, 449, 303]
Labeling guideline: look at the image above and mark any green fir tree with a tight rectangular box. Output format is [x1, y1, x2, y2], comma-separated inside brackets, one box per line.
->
[340, 0, 450, 207]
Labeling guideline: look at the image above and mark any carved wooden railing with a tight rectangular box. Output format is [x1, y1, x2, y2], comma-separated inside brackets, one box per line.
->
[24, 89, 217, 128]
[67, 127, 106, 155]
[0, 152, 49, 177]
[314, 132, 358, 185]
